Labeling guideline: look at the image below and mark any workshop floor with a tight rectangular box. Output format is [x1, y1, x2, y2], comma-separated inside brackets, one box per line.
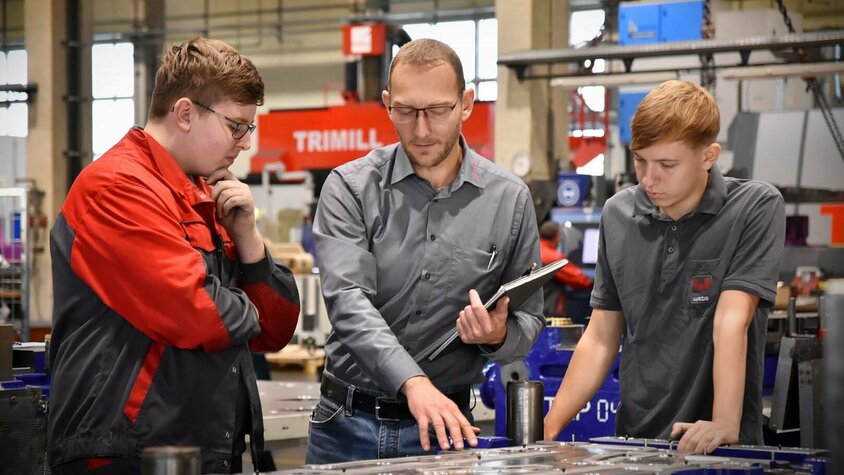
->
[245, 368, 320, 470]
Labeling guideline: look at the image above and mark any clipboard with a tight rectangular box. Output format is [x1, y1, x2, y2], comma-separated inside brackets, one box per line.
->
[415, 258, 568, 362]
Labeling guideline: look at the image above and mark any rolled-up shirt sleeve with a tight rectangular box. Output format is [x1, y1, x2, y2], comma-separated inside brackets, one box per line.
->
[314, 171, 424, 396]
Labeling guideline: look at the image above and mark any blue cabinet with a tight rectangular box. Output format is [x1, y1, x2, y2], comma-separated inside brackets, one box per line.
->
[619, 0, 704, 45]
[618, 92, 649, 144]
[619, 3, 660, 45]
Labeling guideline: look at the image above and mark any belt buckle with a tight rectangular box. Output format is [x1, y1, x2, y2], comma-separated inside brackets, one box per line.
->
[374, 396, 402, 421]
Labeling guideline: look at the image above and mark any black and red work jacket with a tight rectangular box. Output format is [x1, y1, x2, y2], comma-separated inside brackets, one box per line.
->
[47, 128, 300, 473]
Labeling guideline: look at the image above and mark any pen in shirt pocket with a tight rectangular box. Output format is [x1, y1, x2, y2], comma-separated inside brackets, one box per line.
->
[486, 244, 497, 270]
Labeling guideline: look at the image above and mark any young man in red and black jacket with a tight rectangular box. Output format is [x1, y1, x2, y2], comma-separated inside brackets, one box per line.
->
[48, 37, 300, 475]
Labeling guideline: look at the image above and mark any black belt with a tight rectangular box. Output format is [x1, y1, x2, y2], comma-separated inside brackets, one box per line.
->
[320, 376, 470, 421]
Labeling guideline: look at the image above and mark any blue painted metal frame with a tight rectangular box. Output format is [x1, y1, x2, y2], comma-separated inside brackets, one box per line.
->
[483, 326, 621, 442]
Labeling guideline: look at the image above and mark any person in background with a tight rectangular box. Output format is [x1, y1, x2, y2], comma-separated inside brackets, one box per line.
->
[538, 220, 593, 317]
[543, 80, 785, 454]
[48, 37, 300, 474]
[306, 38, 544, 463]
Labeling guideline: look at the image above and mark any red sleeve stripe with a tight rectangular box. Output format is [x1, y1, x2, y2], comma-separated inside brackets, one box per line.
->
[86, 458, 114, 470]
[123, 342, 165, 423]
[244, 282, 300, 353]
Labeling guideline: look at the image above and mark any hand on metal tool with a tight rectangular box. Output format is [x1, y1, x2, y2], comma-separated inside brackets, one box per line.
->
[670, 419, 738, 454]
[402, 376, 480, 452]
[456, 290, 509, 345]
[542, 414, 566, 441]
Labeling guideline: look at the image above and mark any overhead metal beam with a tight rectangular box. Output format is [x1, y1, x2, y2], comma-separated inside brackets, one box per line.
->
[550, 71, 679, 87]
[499, 31, 844, 80]
[721, 61, 844, 80]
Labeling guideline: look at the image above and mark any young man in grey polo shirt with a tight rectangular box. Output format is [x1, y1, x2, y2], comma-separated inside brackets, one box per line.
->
[544, 80, 785, 454]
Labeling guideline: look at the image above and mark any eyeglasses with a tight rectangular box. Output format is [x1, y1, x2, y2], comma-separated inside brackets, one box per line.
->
[388, 100, 459, 124]
[193, 100, 256, 139]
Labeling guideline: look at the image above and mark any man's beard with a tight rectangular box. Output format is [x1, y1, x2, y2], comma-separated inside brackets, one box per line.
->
[402, 125, 461, 170]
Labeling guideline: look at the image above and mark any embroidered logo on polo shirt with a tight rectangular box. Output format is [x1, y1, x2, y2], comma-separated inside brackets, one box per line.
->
[690, 274, 713, 308]
[692, 275, 711, 293]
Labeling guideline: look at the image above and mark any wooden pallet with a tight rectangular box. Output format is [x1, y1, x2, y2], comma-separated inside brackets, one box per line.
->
[0, 289, 21, 299]
[265, 344, 325, 375]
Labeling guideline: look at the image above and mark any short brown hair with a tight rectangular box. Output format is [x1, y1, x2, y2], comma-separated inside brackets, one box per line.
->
[387, 38, 465, 94]
[148, 37, 264, 120]
[631, 80, 719, 151]
[539, 221, 560, 241]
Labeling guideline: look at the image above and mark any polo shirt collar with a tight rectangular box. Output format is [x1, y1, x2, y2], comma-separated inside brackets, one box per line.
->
[391, 135, 485, 189]
[695, 166, 727, 215]
[633, 166, 727, 218]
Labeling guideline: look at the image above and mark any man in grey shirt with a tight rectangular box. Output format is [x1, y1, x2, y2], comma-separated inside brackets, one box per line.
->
[544, 80, 785, 454]
[306, 39, 544, 463]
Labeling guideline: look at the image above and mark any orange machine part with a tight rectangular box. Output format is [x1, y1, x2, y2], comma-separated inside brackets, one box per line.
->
[820, 204, 844, 245]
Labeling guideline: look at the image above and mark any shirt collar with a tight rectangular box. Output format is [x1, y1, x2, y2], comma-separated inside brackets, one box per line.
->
[695, 165, 727, 215]
[126, 127, 213, 204]
[391, 143, 416, 184]
[391, 135, 485, 189]
[633, 166, 727, 218]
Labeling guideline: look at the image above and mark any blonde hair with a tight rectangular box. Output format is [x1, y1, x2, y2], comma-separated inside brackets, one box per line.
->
[387, 38, 465, 94]
[631, 80, 719, 151]
[148, 37, 264, 120]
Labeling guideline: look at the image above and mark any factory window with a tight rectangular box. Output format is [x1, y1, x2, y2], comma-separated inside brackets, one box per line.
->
[401, 18, 498, 101]
[92, 42, 135, 160]
[570, 10, 607, 177]
[0, 50, 29, 138]
[570, 10, 607, 114]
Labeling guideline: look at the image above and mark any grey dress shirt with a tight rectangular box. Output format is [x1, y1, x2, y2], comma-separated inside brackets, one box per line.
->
[314, 136, 544, 397]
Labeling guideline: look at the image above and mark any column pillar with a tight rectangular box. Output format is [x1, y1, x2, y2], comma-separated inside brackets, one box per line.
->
[495, 0, 569, 181]
[25, 0, 93, 330]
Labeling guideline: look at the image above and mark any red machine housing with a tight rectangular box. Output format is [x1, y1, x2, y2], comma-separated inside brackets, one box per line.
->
[252, 101, 495, 176]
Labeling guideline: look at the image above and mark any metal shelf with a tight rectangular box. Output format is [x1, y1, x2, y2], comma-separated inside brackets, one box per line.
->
[0, 188, 29, 341]
[498, 31, 844, 80]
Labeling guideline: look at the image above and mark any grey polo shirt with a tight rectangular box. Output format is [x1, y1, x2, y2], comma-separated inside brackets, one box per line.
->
[591, 166, 785, 443]
[314, 137, 544, 397]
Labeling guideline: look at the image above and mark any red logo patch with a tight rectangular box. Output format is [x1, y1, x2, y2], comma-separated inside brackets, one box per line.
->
[692, 275, 711, 292]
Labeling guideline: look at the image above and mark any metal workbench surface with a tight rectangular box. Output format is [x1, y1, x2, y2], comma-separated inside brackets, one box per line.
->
[259, 380, 495, 444]
[266, 439, 827, 474]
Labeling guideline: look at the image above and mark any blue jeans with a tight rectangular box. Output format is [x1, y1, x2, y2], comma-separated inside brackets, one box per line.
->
[305, 393, 473, 464]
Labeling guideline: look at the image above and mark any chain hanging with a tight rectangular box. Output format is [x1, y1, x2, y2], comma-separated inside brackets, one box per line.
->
[775, 0, 844, 161]
[700, 0, 716, 92]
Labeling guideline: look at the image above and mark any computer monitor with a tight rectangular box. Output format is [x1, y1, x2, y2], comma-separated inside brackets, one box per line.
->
[581, 228, 600, 265]
[550, 207, 601, 274]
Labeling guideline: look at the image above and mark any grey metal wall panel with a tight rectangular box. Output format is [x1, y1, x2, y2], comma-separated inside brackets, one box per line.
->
[728, 112, 759, 177]
[753, 111, 805, 187]
[799, 108, 844, 191]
